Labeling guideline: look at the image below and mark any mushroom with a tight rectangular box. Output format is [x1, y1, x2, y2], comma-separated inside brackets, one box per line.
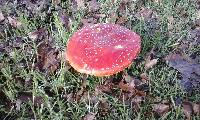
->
[66, 23, 141, 76]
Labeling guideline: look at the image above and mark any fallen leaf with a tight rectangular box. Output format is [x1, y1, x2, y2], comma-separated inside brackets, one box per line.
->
[82, 112, 96, 120]
[182, 102, 193, 120]
[152, 103, 171, 117]
[95, 83, 113, 95]
[178, 28, 200, 52]
[36, 41, 60, 74]
[123, 74, 149, 92]
[116, 16, 128, 25]
[42, 50, 59, 73]
[145, 58, 158, 70]
[131, 95, 145, 113]
[98, 100, 109, 117]
[7, 17, 22, 28]
[28, 28, 47, 41]
[144, 47, 159, 70]
[165, 53, 200, 92]
[119, 80, 132, 92]
[117, 74, 148, 104]
[193, 103, 200, 115]
[135, 8, 153, 20]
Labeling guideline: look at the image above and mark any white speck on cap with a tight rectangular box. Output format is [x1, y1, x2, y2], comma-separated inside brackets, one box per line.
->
[114, 45, 124, 49]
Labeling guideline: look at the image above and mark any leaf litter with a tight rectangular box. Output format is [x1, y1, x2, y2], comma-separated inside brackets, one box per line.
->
[82, 112, 96, 120]
[152, 103, 171, 117]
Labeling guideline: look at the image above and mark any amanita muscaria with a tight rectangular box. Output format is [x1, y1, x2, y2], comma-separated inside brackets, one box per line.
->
[66, 23, 141, 76]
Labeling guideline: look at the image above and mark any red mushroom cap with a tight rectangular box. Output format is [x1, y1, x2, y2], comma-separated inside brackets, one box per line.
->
[66, 23, 141, 76]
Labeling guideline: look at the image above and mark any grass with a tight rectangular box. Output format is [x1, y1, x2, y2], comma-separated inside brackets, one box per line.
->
[0, 0, 199, 119]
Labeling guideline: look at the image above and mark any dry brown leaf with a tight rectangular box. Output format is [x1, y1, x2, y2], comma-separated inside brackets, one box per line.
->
[28, 28, 47, 41]
[76, 88, 85, 101]
[98, 100, 109, 117]
[94, 77, 116, 96]
[182, 102, 193, 120]
[36, 41, 60, 74]
[116, 16, 128, 24]
[135, 8, 153, 20]
[119, 80, 133, 92]
[95, 84, 113, 95]
[43, 50, 59, 73]
[123, 74, 149, 92]
[82, 112, 96, 120]
[7, 17, 22, 28]
[145, 58, 158, 70]
[144, 48, 158, 70]
[193, 103, 200, 115]
[131, 95, 144, 113]
[153, 103, 170, 117]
